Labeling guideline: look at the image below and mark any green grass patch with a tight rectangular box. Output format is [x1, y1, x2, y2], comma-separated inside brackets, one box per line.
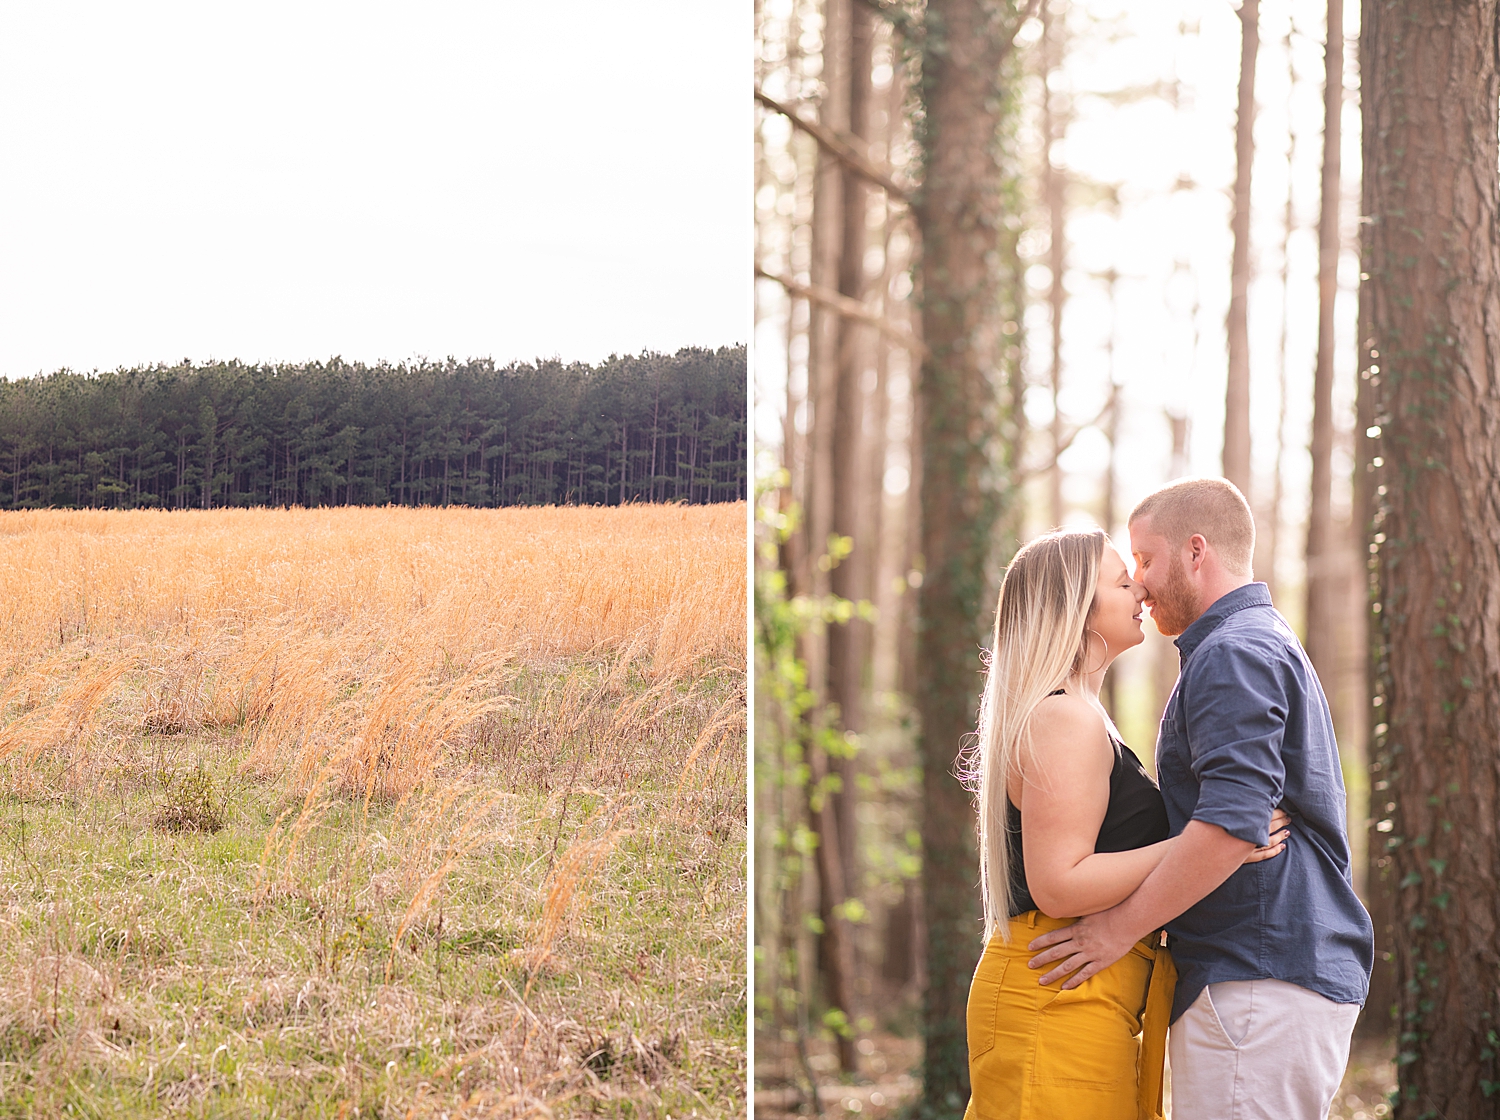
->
[0, 660, 745, 1118]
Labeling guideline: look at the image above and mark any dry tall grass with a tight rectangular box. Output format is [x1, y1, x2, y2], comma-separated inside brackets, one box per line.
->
[0, 504, 742, 659]
[0, 504, 746, 1118]
[0, 504, 741, 790]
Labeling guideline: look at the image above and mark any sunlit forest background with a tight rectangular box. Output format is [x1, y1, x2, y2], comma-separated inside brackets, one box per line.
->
[753, 0, 1409, 1115]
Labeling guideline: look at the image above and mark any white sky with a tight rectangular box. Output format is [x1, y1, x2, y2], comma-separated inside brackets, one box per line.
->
[0, 2, 749, 378]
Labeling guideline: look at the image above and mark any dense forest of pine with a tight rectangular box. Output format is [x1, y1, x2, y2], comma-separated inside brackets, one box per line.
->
[0, 346, 746, 510]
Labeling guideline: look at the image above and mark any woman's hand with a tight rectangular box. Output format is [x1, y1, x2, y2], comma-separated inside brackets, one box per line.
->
[1243, 807, 1291, 864]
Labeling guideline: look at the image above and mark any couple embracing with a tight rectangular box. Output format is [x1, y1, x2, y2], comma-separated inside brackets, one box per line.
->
[960, 478, 1374, 1120]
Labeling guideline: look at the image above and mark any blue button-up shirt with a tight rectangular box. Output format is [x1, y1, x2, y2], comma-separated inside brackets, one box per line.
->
[1157, 582, 1373, 1022]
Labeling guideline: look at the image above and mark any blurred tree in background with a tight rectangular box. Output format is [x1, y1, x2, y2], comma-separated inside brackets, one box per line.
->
[908, 0, 1033, 1112]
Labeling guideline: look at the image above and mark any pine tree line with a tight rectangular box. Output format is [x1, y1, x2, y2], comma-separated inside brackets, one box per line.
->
[0, 346, 746, 510]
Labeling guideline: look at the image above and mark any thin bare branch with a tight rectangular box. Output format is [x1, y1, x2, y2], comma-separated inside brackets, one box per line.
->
[1015, 393, 1116, 485]
[754, 88, 911, 202]
[756, 265, 927, 358]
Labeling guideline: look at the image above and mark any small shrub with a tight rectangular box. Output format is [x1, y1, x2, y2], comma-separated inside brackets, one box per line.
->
[154, 763, 226, 833]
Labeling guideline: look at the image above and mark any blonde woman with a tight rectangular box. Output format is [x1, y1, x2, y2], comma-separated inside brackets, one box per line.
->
[959, 530, 1288, 1120]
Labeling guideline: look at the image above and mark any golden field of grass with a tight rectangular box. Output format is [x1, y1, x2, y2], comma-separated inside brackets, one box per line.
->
[0, 504, 747, 1118]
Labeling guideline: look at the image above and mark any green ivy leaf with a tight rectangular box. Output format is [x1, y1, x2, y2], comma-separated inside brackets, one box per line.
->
[822, 1007, 853, 1039]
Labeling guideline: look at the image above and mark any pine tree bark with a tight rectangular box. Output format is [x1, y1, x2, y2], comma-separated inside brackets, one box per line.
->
[805, 0, 848, 599]
[912, 1, 1026, 1113]
[830, 0, 877, 887]
[1361, 0, 1500, 1109]
[1267, 23, 1297, 604]
[1223, 0, 1258, 496]
[1305, 0, 1343, 700]
[1042, 0, 1067, 528]
[1354, 62, 1393, 1036]
[805, 737, 860, 1074]
[824, 0, 879, 1074]
[794, 0, 862, 1078]
[1355, 264, 1395, 1044]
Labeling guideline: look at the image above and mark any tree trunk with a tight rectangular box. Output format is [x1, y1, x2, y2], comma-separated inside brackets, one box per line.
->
[1151, 412, 1192, 730]
[1354, 66, 1394, 1039]
[913, 2, 1025, 1112]
[1043, 0, 1067, 528]
[805, 734, 860, 1074]
[650, 369, 662, 503]
[1306, 0, 1343, 698]
[1355, 244, 1395, 1046]
[801, 0, 846, 603]
[1361, 0, 1500, 1110]
[829, 0, 877, 873]
[1268, 22, 1298, 604]
[796, 0, 860, 1078]
[823, 0, 878, 1074]
[1223, 0, 1258, 496]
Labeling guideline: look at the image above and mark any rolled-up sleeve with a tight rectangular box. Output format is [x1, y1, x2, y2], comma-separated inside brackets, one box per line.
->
[1180, 640, 1287, 845]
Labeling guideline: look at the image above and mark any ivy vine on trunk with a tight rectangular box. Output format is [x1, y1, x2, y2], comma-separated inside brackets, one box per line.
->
[910, 0, 1032, 1112]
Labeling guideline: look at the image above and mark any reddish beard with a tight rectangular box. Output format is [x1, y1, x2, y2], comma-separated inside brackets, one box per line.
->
[1147, 553, 1202, 637]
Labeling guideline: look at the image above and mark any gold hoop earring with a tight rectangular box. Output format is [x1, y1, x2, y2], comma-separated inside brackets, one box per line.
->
[1083, 628, 1108, 676]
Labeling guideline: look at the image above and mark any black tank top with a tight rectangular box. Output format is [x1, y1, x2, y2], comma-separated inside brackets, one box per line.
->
[1005, 691, 1170, 916]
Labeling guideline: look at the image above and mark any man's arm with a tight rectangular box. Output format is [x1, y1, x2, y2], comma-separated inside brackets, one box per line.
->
[1027, 638, 1293, 988]
[1025, 819, 1252, 987]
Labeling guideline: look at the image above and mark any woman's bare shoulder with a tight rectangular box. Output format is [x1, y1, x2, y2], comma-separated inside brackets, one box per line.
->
[1027, 691, 1111, 757]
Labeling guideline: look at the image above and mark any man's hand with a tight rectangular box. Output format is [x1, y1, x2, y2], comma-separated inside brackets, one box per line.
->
[1025, 820, 1256, 989]
[1026, 911, 1141, 989]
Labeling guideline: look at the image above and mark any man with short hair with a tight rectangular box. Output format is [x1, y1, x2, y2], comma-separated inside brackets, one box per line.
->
[1025, 476, 1374, 1120]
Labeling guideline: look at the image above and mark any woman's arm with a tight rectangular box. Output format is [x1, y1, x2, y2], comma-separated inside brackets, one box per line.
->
[1018, 696, 1168, 918]
[1033, 840, 1178, 918]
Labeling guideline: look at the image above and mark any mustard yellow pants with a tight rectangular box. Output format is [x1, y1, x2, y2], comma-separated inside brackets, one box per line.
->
[963, 911, 1177, 1120]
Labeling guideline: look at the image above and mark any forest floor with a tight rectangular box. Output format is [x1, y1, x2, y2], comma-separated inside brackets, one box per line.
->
[754, 1031, 1395, 1118]
[0, 506, 747, 1119]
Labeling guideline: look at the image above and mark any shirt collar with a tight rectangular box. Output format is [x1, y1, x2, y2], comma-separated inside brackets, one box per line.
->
[1174, 582, 1273, 661]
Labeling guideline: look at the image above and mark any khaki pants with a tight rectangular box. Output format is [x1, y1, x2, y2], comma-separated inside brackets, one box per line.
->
[1168, 977, 1361, 1120]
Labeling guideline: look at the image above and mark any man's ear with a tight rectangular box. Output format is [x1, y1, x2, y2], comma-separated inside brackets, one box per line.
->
[1187, 533, 1209, 571]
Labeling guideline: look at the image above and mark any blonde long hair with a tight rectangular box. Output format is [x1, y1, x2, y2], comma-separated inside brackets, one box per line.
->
[961, 529, 1114, 941]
